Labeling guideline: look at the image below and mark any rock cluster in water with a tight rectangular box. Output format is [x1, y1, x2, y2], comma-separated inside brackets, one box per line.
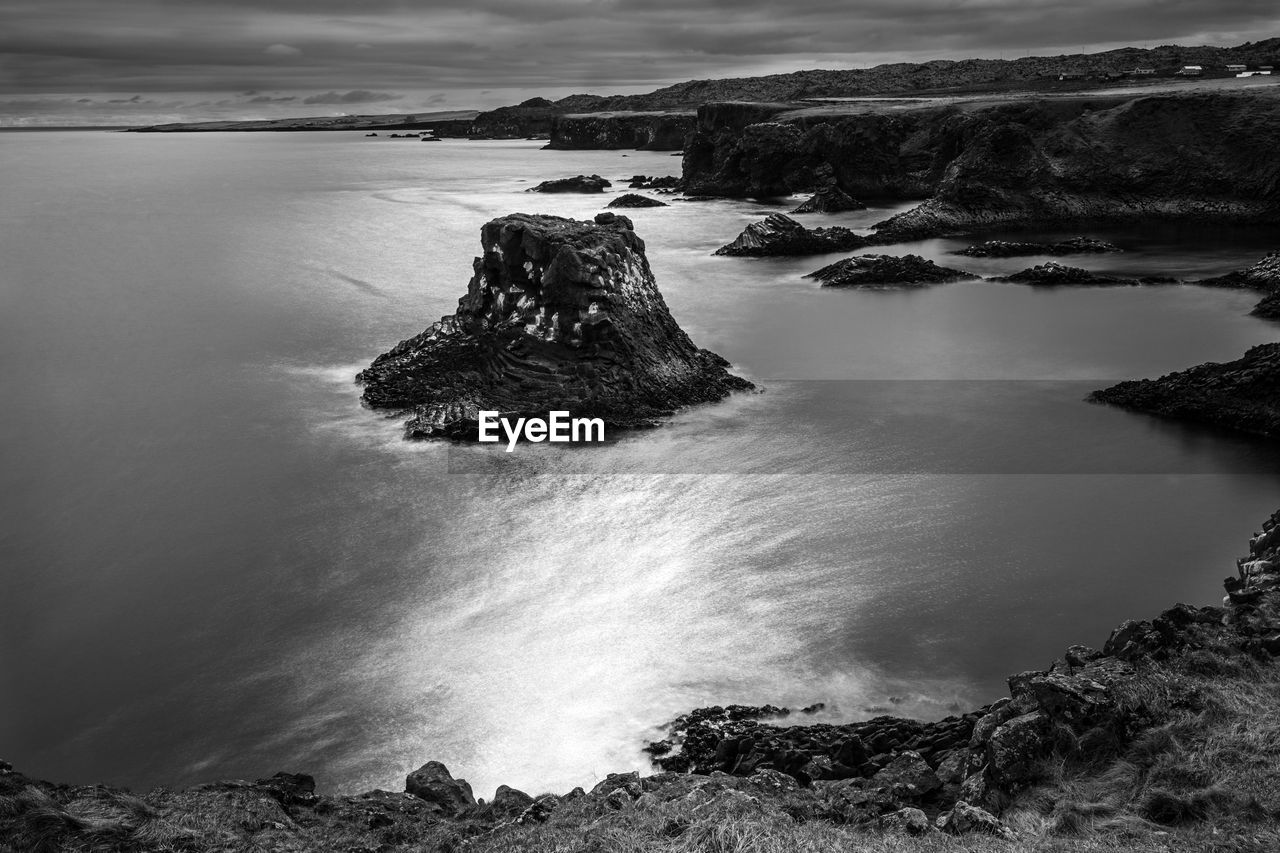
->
[954, 237, 1121, 257]
[714, 213, 867, 257]
[606, 193, 669, 208]
[1090, 343, 1280, 439]
[1198, 250, 1280, 318]
[357, 213, 751, 439]
[804, 254, 978, 289]
[627, 174, 681, 191]
[526, 174, 612, 193]
[791, 185, 866, 214]
[992, 261, 1131, 286]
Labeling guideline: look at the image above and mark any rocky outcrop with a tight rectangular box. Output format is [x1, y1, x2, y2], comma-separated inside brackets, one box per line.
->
[357, 213, 751, 439]
[804, 254, 978, 289]
[546, 112, 696, 151]
[1090, 343, 1280, 439]
[992, 261, 1132, 286]
[713, 213, 867, 257]
[954, 237, 1121, 257]
[628, 175, 681, 191]
[1197, 250, 1280, 317]
[791, 185, 866, 214]
[405, 761, 475, 816]
[606, 193, 669, 209]
[526, 174, 612, 193]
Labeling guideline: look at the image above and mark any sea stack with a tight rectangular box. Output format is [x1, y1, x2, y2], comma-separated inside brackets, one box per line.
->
[358, 213, 752, 439]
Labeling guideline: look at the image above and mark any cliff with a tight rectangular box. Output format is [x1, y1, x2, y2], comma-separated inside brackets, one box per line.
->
[5, 513, 1280, 850]
[545, 112, 696, 151]
[682, 91, 1280, 236]
[356, 214, 751, 439]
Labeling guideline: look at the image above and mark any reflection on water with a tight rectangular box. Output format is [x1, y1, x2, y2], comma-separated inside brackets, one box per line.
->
[1, 132, 1277, 798]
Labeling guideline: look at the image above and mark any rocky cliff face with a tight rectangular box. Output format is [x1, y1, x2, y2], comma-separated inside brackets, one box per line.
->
[357, 214, 751, 439]
[683, 92, 1280, 235]
[546, 112, 696, 150]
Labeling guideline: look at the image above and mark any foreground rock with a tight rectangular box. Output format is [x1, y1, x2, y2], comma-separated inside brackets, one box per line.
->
[954, 237, 1121, 257]
[714, 213, 867, 257]
[606, 193, 669, 209]
[358, 214, 751, 439]
[526, 174, 611, 193]
[992, 261, 1132, 286]
[1090, 343, 1280, 439]
[791, 185, 866, 214]
[804, 254, 978, 289]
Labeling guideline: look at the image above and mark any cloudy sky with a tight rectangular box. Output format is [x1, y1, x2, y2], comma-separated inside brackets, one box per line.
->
[1, 0, 1277, 125]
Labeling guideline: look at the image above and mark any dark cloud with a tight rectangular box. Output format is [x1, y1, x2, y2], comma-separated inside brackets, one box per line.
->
[300, 89, 400, 104]
[0, 0, 1276, 124]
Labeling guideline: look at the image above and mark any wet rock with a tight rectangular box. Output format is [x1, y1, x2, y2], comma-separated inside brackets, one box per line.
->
[1090, 343, 1280, 440]
[405, 761, 476, 815]
[526, 174, 612, 193]
[937, 801, 1017, 839]
[358, 214, 752, 439]
[1251, 291, 1280, 320]
[954, 237, 1121, 257]
[606, 193, 669, 208]
[805, 254, 977, 288]
[877, 806, 932, 835]
[993, 261, 1131, 286]
[791, 186, 866, 214]
[714, 213, 867, 257]
[628, 174, 681, 190]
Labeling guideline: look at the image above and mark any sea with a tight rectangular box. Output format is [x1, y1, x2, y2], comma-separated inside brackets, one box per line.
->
[2, 130, 1278, 798]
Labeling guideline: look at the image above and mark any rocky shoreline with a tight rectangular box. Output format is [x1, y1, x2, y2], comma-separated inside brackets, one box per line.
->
[5, 512, 1280, 850]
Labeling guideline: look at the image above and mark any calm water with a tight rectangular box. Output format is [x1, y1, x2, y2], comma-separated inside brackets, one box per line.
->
[2, 131, 1278, 798]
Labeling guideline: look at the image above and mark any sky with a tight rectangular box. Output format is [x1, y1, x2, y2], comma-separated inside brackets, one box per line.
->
[0, 0, 1277, 126]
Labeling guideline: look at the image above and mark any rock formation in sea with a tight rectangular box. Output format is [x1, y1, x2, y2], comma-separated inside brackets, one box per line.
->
[627, 175, 681, 191]
[992, 261, 1132, 286]
[1197, 250, 1280, 318]
[713, 213, 867, 257]
[1090, 343, 1280, 439]
[357, 213, 752, 439]
[605, 193, 669, 209]
[954, 237, 1121, 258]
[804, 254, 978, 288]
[526, 174, 612, 193]
[791, 185, 866, 214]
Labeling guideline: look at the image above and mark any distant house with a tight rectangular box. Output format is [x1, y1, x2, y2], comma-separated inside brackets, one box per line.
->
[1226, 64, 1247, 72]
[1057, 72, 1086, 81]
[1176, 65, 1203, 76]
[1121, 68, 1156, 76]
[1261, 65, 1275, 71]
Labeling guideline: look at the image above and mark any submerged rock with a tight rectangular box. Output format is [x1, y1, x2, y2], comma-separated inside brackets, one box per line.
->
[791, 185, 866, 214]
[607, 193, 669, 208]
[804, 254, 978, 289]
[993, 261, 1130, 286]
[1090, 343, 1280, 439]
[358, 213, 751, 438]
[527, 174, 611, 193]
[954, 237, 1121, 257]
[714, 213, 867, 257]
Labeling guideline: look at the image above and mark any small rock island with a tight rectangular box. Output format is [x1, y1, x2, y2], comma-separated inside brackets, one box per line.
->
[358, 213, 752, 439]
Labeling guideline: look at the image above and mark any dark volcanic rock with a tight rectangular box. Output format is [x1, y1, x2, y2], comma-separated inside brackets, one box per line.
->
[607, 193, 669, 209]
[527, 174, 612, 193]
[405, 761, 475, 815]
[804, 254, 978, 289]
[358, 214, 752, 439]
[628, 174, 681, 190]
[1090, 343, 1280, 439]
[955, 237, 1121, 257]
[547, 111, 695, 151]
[993, 261, 1131, 286]
[791, 186, 866, 214]
[714, 213, 867, 257]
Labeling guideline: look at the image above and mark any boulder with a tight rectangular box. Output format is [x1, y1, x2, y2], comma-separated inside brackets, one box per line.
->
[491, 784, 534, 816]
[984, 711, 1049, 785]
[877, 806, 932, 835]
[791, 186, 866, 214]
[869, 751, 941, 798]
[805, 254, 977, 288]
[358, 214, 752, 438]
[404, 761, 476, 815]
[516, 794, 559, 824]
[627, 175, 681, 190]
[937, 801, 1017, 839]
[526, 174, 612, 193]
[607, 193, 669, 208]
[954, 237, 1121, 257]
[993, 261, 1131, 286]
[714, 213, 867, 257]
